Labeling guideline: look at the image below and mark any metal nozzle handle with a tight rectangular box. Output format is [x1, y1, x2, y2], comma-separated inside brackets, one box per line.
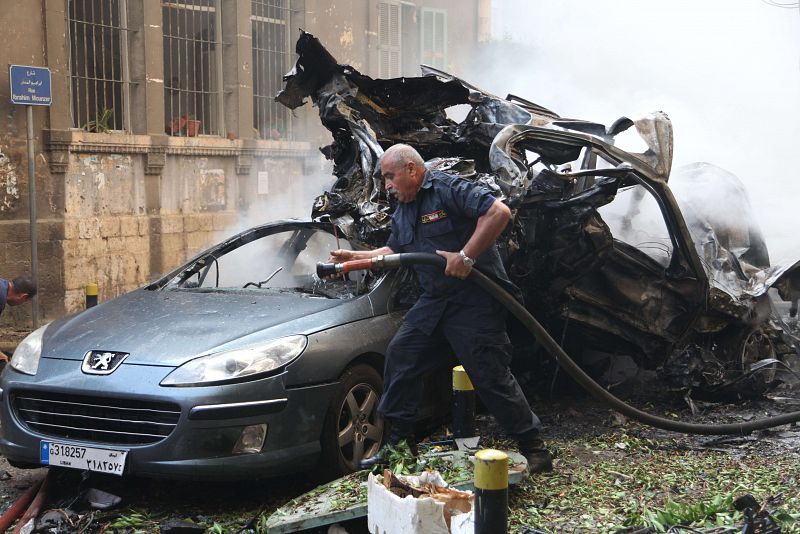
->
[316, 262, 339, 278]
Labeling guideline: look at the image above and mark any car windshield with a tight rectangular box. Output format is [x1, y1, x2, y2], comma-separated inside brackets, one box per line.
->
[163, 225, 375, 298]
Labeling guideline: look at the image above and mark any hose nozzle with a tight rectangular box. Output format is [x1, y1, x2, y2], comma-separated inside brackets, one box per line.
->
[316, 254, 407, 279]
[316, 262, 340, 278]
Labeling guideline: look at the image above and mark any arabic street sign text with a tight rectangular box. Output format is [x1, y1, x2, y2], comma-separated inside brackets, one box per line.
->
[9, 65, 52, 106]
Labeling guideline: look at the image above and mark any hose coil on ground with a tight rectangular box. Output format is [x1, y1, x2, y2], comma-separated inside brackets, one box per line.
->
[318, 252, 800, 435]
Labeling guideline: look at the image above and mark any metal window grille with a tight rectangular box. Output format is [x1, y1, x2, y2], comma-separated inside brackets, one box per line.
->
[378, 1, 401, 78]
[68, 0, 132, 131]
[421, 8, 447, 70]
[162, 0, 223, 136]
[251, 0, 292, 141]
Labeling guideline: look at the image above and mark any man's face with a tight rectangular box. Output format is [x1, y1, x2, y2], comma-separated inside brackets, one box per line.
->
[381, 159, 419, 203]
[6, 289, 30, 306]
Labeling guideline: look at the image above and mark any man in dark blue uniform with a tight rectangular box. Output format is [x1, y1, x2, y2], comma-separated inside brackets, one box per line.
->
[329, 144, 552, 473]
[0, 275, 36, 317]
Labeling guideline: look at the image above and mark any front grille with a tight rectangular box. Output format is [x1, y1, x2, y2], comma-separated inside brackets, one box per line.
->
[13, 391, 181, 446]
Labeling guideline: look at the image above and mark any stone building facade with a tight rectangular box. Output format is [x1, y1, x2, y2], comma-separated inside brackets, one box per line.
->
[0, 0, 488, 328]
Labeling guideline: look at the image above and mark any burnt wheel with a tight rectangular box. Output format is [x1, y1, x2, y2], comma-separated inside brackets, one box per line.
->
[735, 328, 778, 386]
[707, 326, 780, 399]
[320, 364, 384, 478]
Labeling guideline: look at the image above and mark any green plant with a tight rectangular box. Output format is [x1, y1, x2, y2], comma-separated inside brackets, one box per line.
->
[109, 511, 148, 529]
[383, 441, 417, 475]
[635, 494, 738, 532]
[83, 108, 114, 133]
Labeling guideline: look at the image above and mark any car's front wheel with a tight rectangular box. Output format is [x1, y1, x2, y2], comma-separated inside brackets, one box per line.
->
[320, 364, 384, 478]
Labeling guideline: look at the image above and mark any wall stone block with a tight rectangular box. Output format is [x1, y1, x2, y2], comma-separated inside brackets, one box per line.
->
[160, 215, 184, 234]
[119, 216, 139, 237]
[0, 222, 28, 243]
[6, 242, 32, 261]
[212, 212, 239, 231]
[184, 214, 214, 233]
[99, 217, 121, 238]
[64, 220, 81, 240]
[78, 218, 101, 239]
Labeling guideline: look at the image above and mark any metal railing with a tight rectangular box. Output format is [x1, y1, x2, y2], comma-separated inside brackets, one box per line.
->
[162, 0, 223, 136]
[251, 0, 292, 141]
[68, 0, 132, 132]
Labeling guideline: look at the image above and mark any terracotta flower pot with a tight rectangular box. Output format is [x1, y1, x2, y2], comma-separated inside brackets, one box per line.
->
[167, 116, 187, 135]
[186, 120, 201, 137]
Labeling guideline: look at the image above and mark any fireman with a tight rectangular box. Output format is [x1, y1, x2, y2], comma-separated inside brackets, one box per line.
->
[328, 144, 553, 473]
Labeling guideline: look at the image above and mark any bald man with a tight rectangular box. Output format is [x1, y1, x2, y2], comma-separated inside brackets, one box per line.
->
[329, 144, 552, 473]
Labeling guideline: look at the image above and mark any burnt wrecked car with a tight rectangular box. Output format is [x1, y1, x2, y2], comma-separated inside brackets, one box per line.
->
[0, 220, 445, 480]
[277, 31, 800, 399]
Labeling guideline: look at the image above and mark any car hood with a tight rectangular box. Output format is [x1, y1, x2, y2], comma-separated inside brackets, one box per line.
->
[41, 288, 363, 366]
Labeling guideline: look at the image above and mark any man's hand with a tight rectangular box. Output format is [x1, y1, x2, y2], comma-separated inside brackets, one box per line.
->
[437, 250, 472, 280]
[328, 249, 355, 263]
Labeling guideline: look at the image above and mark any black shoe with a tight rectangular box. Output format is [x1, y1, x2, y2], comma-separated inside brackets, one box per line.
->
[518, 437, 553, 474]
[359, 437, 418, 470]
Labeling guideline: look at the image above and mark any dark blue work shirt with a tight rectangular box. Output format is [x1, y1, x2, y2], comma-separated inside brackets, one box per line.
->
[0, 278, 8, 316]
[386, 170, 519, 334]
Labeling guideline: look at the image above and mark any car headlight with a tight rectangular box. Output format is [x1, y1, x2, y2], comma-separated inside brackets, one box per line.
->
[9, 324, 49, 376]
[160, 335, 307, 387]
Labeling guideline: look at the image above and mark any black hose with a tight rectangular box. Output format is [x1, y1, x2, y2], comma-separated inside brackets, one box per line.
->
[381, 252, 800, 435]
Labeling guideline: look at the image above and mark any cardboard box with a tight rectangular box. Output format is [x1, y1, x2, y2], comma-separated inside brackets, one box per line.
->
[366, 473, 474, 534]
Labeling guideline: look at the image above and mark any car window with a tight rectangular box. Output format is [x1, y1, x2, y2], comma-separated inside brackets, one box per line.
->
[598, 185, 673, 267]
[291, 230, 342, 276]
[170, 226, 374, 298]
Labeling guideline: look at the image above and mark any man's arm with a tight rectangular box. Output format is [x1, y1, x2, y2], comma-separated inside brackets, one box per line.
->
[437, 199, 511, 279]
[328, 246, 395, 263]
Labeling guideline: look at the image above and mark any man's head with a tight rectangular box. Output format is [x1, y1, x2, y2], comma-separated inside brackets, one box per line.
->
[380, 144, 426, 203]
[7, 276, 37, 306]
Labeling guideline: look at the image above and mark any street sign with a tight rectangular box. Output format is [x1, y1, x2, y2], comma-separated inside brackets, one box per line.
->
[9, 65, 52, 106]
[9, 65, 50, 328]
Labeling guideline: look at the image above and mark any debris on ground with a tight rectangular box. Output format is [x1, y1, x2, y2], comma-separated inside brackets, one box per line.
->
[35, 508, 77, 533]
[265, 447, 526, 533]
[158, 518, 206, 534]
[367, 469, 473, 533]
[1, 383, 797, 533]
[83, 488, 121, 510]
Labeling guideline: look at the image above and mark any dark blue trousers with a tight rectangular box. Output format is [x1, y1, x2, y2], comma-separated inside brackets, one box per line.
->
[378, 300, 541, 440]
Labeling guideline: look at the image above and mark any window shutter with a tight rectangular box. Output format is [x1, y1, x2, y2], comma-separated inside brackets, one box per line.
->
[378, 1, 401, 77]
[420, 8, 447, 70]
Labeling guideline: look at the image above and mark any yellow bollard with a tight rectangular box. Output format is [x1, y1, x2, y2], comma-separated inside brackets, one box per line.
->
[85, 283, 98, 309]
[474, 449, 508, 534]
[452, 365, 476, 438]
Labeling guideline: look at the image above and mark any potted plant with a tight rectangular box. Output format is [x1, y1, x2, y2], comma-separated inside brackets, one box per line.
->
[184, 114, 201, 137]
[167, 115, 186, 135]
[84, 108, 114, 133]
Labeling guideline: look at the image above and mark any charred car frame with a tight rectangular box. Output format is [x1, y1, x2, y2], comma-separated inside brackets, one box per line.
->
[278, 31, 800, 399]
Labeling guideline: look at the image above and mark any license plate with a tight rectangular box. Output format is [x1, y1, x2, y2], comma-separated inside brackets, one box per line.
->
[40, 441, 127, 476]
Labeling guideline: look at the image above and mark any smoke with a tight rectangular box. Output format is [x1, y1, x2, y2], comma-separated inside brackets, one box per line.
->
[232, 155, 334, 235]
[464, 0, 800, 264]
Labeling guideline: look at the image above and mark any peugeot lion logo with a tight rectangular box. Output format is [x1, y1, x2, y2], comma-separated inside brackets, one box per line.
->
[82, 351, 129, 375]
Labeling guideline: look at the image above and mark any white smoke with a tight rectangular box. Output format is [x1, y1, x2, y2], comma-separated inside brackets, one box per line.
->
[466, 0, 800, 264]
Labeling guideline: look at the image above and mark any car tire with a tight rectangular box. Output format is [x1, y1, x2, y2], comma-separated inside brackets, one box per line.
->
[320, 364, 384, 479]
[726, 326, 778, 392]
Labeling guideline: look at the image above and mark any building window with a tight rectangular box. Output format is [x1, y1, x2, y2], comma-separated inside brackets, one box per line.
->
[420, 8, 447, 70]
[251, 0, 292, 141]
[162, 0, 223, 136]
[68, 0, 131, 132]
[378, 1, 401, 78]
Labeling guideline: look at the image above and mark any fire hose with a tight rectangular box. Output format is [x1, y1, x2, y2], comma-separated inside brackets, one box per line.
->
[317, 252, 800, 435]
